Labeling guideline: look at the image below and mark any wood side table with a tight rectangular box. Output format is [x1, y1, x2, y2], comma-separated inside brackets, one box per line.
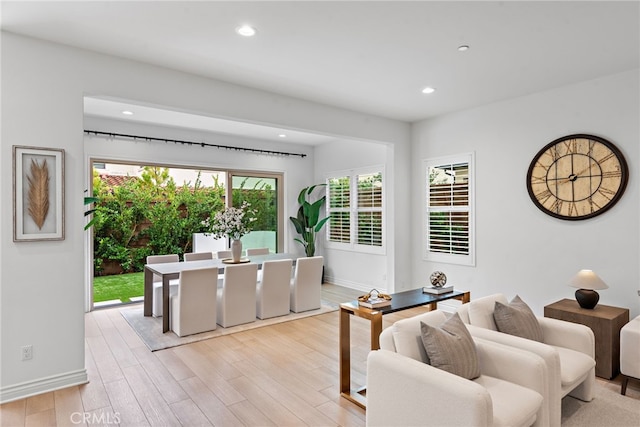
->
[544, 298, 629, 379]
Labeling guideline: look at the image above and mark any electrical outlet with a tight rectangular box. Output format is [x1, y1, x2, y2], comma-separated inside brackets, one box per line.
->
[21, 345, 33, 361]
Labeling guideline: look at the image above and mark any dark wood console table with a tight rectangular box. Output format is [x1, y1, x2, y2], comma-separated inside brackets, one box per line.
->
[339, 288, 471, 409]
[544, 298, 629, 379]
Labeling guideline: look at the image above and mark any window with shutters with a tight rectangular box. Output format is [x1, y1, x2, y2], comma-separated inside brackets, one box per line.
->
[328, 176, 351, 243]
[424, 153, 475, 266]
[326, 167, 384, 254]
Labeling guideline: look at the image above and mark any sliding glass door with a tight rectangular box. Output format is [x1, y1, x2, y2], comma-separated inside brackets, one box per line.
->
[228, 171, 283, 253]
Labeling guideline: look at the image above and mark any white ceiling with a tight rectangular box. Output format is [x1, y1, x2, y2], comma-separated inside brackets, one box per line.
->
[2, 1, 639, 143]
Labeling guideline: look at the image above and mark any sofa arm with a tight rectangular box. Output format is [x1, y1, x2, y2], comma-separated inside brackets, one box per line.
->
[366, 350, 493, 427]
[537, 316, 595, 358]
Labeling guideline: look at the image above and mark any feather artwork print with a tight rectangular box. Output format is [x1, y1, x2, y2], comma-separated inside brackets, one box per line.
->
[26, 158, 50, 229]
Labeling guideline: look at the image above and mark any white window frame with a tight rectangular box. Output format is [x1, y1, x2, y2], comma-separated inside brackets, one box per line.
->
[325, 166, 385, 255]
[423, 153, 475, 266]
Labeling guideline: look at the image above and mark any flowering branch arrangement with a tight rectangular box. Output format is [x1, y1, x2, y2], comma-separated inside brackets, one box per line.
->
[206, 201, 257, 240]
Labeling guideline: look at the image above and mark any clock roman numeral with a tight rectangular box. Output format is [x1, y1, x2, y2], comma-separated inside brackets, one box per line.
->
[568, 202, 577, 217]
[602, 170, 622, 178]
[597, 187, 616, 200]
[530, 174, 546, 184]
[535, 189, 553, 204]
[564, 139, 577, 154]
[551, 199, 563, 214]
[598, 152, 615, 163]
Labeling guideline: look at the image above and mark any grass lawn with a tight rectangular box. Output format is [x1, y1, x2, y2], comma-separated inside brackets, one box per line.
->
[93, 272, 144, 303]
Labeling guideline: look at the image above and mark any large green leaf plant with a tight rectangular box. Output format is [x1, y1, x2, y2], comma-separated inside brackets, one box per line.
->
[289, 184, 329, 257]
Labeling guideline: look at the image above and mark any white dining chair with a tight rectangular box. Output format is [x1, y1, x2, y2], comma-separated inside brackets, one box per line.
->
[170, 267, 218, 337]
[290, 256, 323, 313]
[216, 250, 232, 259]
[214, 250, 232, 286]
[246, 247, 270, 256]
[184, 251, 213, 261]
[217, 263, 258, 328]
[148, 254, 180, 317]
[256, 259, 292, 319]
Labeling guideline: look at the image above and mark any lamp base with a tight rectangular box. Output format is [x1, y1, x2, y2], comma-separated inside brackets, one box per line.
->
[575, 289, 599, 309]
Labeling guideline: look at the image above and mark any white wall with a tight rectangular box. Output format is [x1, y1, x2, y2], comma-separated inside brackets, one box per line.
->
[315, 140, 399, 293]
[412, 70, 640, 318]
[0, 32, 410, 402]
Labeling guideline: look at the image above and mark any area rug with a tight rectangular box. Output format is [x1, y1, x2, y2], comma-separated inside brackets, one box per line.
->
[562, 379, 640, 426]
[121, 301, 338, 351]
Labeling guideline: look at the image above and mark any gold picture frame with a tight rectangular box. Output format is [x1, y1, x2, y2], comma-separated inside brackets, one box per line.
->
[13, 146, 65, 241]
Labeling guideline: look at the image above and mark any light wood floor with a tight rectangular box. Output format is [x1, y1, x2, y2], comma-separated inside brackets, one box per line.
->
[0, 284, 430, 427]
[2, 284, 635, 426]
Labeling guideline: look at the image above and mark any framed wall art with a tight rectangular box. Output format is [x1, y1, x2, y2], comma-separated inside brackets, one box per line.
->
[13, 146, 65, 241]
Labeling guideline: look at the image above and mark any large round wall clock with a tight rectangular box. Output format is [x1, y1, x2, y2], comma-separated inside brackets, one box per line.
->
[526, 134, 628, 220]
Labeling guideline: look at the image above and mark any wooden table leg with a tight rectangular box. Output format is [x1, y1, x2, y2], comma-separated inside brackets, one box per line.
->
[460, 291, 471, 304]
[340, 306, 382, 410]
[143, 267, 153, 317]
[370, 311, 383, 350]
[339, 307, 351, 396]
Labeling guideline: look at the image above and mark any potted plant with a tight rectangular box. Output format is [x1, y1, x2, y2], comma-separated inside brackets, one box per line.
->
[84, 190, 100, 230]
[289, 184, 330, 257]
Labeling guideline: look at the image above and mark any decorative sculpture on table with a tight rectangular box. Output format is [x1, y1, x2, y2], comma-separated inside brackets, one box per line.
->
[430, 271, 447, 288]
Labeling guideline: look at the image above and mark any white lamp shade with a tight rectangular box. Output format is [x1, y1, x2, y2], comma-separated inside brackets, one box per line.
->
[568, 270, 609, 290]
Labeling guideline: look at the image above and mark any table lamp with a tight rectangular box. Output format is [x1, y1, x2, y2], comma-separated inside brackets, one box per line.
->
[568, 269, 608, 309]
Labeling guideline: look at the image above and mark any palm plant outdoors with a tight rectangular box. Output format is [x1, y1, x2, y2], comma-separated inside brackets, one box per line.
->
[289, 184, 329, 257]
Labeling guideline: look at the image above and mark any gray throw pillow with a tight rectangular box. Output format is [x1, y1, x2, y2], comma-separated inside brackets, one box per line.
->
[493, 295, 544, 342]
[419, 313, 480, 380]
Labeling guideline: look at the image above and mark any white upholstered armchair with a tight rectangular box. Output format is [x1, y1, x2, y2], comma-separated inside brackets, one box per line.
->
[456, 294, 596, 427]
[369, 310, 545, 427]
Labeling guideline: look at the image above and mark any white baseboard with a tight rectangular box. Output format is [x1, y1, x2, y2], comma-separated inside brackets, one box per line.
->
[0, 369, 88, 404]
[323, 276, 387, 295]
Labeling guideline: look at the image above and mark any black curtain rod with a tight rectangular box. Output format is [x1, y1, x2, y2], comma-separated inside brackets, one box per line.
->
[84, 130, 307, 158]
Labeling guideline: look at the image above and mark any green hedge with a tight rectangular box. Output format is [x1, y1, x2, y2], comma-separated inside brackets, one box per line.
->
[90, 167, 276, 275]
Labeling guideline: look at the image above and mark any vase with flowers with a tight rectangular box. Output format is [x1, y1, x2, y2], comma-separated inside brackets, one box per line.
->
[206, 202, 257, 262]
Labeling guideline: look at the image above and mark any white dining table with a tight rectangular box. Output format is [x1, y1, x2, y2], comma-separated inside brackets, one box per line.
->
[143, 253, 297, 332]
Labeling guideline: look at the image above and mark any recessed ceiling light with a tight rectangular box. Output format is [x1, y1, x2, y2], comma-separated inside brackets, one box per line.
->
[458, 45, 470, 52]
[278, 134, 287, 138]
[421, 87, 436, 94]
[236, 25, 256, 37]
[121, 110, 134, 115]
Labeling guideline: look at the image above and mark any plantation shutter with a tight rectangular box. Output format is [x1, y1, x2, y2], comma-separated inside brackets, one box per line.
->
[356, 173, 383, 246]
[425, 154, 474, 265]
[328, 176, 351, 243]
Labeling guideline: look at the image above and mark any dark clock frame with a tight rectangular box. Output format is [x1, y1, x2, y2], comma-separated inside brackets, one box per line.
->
[526, 134, 629, 221]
